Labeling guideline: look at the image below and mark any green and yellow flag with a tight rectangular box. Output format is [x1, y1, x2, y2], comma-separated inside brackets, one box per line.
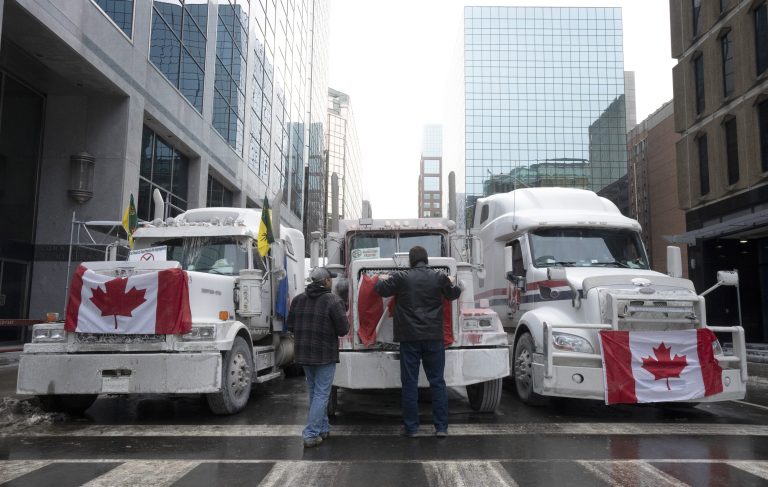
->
[257, 195, 275, 257]
[122, 193, 138, 249]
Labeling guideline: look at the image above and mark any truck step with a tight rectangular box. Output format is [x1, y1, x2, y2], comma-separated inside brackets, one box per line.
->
[255, 370, 283, 383]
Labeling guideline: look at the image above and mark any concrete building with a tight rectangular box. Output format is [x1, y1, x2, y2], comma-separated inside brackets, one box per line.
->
[669, 0, 768, 342]
[418, 125, 443, 218]
[0, 0, 329, 346]
[627, 101, 686, 276]
[463, 6, 630, 222]
[326, 88, 362, 230]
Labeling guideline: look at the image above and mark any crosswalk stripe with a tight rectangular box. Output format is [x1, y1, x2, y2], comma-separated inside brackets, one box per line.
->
[728, 460, 768, 480]
[81, 460, 200, 487]
[0, 460, 51, 483]
[257, 461, 341, 487]
[423, 461, 518, 487]
[3, 422, 768, 437]
[578, 460, 687, 487]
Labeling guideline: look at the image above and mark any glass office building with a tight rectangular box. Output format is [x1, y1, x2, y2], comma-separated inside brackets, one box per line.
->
[464, 6, 627, 212]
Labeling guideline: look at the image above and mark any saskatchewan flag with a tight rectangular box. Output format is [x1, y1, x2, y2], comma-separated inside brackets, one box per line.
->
[257, 195, 275, 257]
[122, 193, 138, 249]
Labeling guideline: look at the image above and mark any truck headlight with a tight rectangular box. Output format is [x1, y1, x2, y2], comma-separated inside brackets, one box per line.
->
[552, 332, 594, 354]
[31, 324, 67, 343]
[181, 326, 217, 341]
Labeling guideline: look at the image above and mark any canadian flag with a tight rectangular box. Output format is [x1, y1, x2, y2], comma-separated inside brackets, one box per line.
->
[356, 273, 454, 346]
[599, 329, 723, 405]
[65, 265, 192, 335]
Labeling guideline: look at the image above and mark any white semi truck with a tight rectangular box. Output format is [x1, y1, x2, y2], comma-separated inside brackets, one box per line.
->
[316, 217, 510, 413]
[472, 187, 747, 405]
[17, 206, 304, 415]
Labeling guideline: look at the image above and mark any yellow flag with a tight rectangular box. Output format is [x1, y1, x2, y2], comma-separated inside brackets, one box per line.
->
[122, 193, 137, 249]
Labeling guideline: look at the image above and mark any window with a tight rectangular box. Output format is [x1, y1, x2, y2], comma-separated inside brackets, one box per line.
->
[479, 204, 489, 224]
[692, 0, 702, 36]
[138, 126, 189, 221]
[694, 55, 705, 115]
[756, 3, 768, 75]
[758, 99, 768, 172]
[423, 176, 440, 191]
[722, 31, 734, 97]
[94, 0, 134, 37]
[149, 1, 207, 112]
[207, 175, 234, 207]
[213, 0, 250, 154]
[697, 134, 710, 195]
[724, 117, 740, 185]
[423, 159, 440, 174]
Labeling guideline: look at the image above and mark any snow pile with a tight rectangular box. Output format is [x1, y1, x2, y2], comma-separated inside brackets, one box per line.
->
[0, 397, 64, 429]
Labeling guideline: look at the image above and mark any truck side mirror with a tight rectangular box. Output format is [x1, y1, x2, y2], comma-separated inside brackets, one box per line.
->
[717, 270, 738, 286]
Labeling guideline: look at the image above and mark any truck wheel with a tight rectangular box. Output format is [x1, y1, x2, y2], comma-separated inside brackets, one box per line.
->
[467, 378, 503, 412]
[513, 333, 547, 406]
[206, 336, 253, 415]
[37, 394, 98, 415]
[327, 386, 338, 417]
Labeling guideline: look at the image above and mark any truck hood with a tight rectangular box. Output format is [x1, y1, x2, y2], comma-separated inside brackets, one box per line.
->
[552, 267, 696, 294]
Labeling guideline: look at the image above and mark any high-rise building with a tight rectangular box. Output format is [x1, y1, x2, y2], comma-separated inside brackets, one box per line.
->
[669, 0, 768, 342]
[326, 88, 363, 230]
[627, 101, 686, 275]
[463, 6, 628, 222]
[418, 125, 443, 218]
[0, 0, 329, 342]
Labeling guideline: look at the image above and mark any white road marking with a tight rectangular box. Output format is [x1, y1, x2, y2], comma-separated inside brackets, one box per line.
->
[258, 461, 340, 487]
[578, 460, 687, 487]
[81, 460, 200, 487]
[424, 461, 517, 487]
[3, 422, 768, 437]
[728, 460, 768, 480]
[0, 460, 51, 483]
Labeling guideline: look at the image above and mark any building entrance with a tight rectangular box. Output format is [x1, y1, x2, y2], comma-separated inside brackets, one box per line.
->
[0, 73, 45, 345]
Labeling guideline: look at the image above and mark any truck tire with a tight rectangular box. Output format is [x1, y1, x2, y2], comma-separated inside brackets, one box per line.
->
[467, 378, 503, 412]
[327, 386, 338, 417]
[37, 394, 98, 415]
[513, 333, 548, 406]
[206, 336, 253, 415]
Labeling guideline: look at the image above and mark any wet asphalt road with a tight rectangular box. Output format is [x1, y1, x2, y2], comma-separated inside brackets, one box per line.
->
[1, 364, 768, 486]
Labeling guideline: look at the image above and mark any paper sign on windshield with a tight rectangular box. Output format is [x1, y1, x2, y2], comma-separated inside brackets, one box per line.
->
[129, 246, 167, 262]
[351, 247, 380, 260]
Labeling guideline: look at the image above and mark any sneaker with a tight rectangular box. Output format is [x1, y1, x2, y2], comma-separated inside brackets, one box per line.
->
[320, 431, 330, 440]
[400, 429, 418, 438]
[435, 430, 448, 438]
[303, 436, 323, 448]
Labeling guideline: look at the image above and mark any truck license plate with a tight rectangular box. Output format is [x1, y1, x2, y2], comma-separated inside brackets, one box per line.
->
[102, 376, 130, 393]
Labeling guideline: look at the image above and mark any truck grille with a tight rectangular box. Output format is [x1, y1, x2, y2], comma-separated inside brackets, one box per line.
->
[75, 333, 166, 344]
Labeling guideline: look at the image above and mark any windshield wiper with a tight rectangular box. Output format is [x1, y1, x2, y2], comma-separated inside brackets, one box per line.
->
[547, 261, 577, 267]
[591, 261, 630, 268]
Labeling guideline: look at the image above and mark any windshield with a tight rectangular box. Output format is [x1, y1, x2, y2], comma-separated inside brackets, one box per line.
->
[529, 228, 649, 269]
[154, 237, 249, 275]
[349, 232, 446, 261]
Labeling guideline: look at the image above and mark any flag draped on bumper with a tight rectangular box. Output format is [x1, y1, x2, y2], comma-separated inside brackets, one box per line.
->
[65, 265, 192, 334]
[599, 329, 723, 405]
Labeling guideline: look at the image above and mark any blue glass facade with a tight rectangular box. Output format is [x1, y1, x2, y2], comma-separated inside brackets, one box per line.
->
[150, 1, 208, 112]
[464, 6, 627, 211]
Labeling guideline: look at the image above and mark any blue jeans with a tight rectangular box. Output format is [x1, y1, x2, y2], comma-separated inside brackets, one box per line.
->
[302, 363, 336, 440]
[399, 340, 448, 433]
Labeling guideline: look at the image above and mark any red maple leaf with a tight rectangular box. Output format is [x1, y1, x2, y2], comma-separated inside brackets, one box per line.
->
[90, 278, 147, 330]
[641, 342, 687, 390]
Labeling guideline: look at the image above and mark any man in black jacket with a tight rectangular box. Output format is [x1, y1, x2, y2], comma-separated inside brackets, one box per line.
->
[287, 267, 350, 448]
[374, 246, 462, 437]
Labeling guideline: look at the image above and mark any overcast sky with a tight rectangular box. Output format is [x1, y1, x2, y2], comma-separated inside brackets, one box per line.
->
[327, 0, 676, 219]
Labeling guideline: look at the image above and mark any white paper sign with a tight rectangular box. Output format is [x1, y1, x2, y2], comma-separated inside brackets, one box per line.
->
[351, 247, 380, 260]
[129, 246, 167, 262]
